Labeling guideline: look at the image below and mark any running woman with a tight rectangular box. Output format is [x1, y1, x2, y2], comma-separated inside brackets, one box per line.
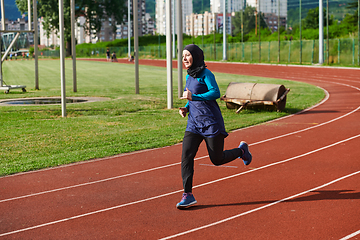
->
[177, 44, 252, 209]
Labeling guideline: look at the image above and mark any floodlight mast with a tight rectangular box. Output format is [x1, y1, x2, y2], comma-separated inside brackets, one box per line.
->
[177, 0, 183, 98]
[319, 0, 324, 64]
[33, 0, 39, 89]
[59, 0, 66, 117]
[166, 0, 173, 109]
[28, 0, 31, 31]
[128, 0, 131, 58]
[71, 0, 77, 92]
[223, 0, 227, 60]
[0, 0, 4, 86]
[133, 0, 139, 94]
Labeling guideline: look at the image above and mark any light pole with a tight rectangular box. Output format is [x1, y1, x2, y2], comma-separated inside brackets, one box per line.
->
[223, 0, 227, 60]
[319, 0, 324, 64]
[166, 0, 173, 108]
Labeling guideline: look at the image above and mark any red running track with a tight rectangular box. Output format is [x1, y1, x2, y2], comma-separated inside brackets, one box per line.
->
[1, 60, 360, 239]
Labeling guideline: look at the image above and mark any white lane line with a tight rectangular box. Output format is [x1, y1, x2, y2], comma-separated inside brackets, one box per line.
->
[251, 105, 360, 146]
[199, 164, 238, 168]
[0, 161, 181, 203]
[1, 79, 358, 204]
[160, 170, 360, 240]
[1, 134, 359, 237]
[1, 102, 359, 204]
[339, 230, 360, 240]
[1, 71, 331, 179]
[1, 78, 358, 204]
[1, 146, 178, 178]
[0, 88, 330, 203]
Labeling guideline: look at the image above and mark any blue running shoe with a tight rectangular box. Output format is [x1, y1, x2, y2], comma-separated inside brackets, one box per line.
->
[238, 141, 252, 165]
[176, 193, 197, 209]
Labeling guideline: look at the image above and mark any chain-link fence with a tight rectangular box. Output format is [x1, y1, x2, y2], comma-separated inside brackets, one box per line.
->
[40, 37, 359, 66]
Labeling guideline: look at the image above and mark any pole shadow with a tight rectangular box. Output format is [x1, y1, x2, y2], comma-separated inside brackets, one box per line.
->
[182, 190, 360, 211]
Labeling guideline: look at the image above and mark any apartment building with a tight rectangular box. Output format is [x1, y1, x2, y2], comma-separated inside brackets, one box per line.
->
[116, 0, 151, 39]
[0, 18, 38, 52]
[186, 11, 216, 37]
[263, 13, 287, 31]
[210, 0, 245, 14]
[247, 0, 288, 31]
[186, 11, 233, 37]
[155, 0, 192, 35]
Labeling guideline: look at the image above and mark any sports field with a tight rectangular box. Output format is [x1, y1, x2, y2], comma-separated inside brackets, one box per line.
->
[1, 60, 359, 239]
[0, 59, 323, 176]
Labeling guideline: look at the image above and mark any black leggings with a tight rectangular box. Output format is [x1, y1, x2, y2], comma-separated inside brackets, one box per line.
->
[181, 131, 242, 193]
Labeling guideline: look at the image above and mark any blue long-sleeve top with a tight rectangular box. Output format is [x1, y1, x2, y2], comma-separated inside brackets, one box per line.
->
[183, 68, 228, 138]
[184, 69, 220, 108]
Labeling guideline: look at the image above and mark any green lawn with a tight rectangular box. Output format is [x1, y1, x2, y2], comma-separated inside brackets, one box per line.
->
[0, 60, 325, 176]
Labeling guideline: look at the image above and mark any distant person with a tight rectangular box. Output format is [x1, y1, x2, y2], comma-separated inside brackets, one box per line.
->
[14, 52, 17, 60]
[111, 52, 117, 62]
[106, 49, 110, 62]
[176, 44, 252, 209]
[9, 53, 12, 61]
[128, 54, 134, 62]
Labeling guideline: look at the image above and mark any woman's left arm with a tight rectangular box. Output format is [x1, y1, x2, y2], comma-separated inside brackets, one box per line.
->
[191, 71, 220, 101]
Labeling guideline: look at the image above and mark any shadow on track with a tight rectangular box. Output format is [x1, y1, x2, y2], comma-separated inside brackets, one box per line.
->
[181, 190, 360, 211]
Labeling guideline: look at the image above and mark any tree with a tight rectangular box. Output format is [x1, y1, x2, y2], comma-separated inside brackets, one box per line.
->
[233, 6, 267, 36]
[344, 0, 358, 25]
[303, 7, 333, 30]
[16, 0, 127, 55]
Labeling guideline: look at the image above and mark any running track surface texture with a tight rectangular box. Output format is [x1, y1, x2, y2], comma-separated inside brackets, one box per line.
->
[1, 59, 360, 240]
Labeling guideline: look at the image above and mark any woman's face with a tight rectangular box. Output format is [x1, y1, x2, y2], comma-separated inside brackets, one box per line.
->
[182, 50, 193, 69]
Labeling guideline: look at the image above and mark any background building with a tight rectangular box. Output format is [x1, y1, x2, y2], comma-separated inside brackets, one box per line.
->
[247, 0, 288, 31]
[263, 13, 287, 32]
[155, 0, 192, 35]
[210, 0, 245, 14]
[116, 0, 150, 39]
[1, 17, 36, 51]
[247, 0, 287, 23]
[186, 11, 216, 37]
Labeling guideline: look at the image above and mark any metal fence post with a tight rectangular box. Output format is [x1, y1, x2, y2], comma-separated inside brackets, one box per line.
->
[242, 42, 244, 61]
[299, 0, 302, 64]
[288, 41, 291, 63]
[338, 39, 340, 64]
[353, 38, 355, 65]
[250, 42, 253, 61]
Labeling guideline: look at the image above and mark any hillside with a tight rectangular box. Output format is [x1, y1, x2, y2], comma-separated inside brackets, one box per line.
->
[287, 0, 354, 10]
[287, 0, 356, 28]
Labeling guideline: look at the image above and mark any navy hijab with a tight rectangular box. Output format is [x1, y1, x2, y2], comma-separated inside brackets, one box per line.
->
[183, 44, 206, 78]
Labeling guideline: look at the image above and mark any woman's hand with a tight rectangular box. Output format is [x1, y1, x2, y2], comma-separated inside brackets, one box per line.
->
[179, 107, 188, 118]
[180, 88, 192, 101]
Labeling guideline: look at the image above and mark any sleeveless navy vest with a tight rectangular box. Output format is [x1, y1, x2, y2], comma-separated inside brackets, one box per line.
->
[185, 72, 228, 138]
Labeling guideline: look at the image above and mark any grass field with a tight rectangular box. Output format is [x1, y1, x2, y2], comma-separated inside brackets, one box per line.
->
[0, 60, 325, 176]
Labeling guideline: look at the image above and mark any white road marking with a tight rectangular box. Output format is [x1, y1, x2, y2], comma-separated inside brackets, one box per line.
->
[160, 170, 360, 240]
[1, 73, 359, 205]
[1, 134, 359, 237]
[339, 230, 360, 240]
[2, 102, 360, 204]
